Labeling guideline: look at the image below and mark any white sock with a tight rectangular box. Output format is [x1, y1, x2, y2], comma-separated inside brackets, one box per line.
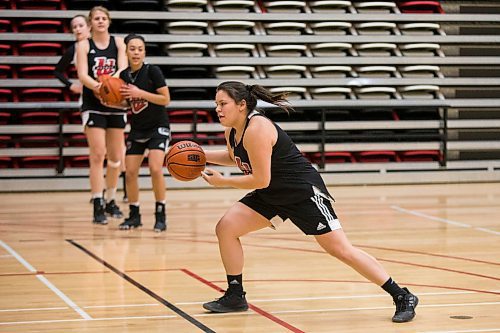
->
[106, 187, 117, 202]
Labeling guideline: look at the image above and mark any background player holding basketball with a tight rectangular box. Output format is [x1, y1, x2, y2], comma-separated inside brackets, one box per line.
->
[117, 34, 171, 232]
[76, 6, 127, 224]
[200, 81, 419, 323]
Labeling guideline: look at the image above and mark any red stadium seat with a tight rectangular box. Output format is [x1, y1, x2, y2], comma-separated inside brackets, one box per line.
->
[0, 156, 16, 169]
[0, 112, 11, 124]
[399, 150, 441, 162]
[0, 88, 16, 102]
[0, 65, 15, 78]
[397, 1, 444, 13]
[18, 42, 64, 56]
[0, 43, 14, 55]
[0, 135, 11, 148]
[308, 152, 356, 164]
[17, 20, 65, 33]
[17, 135, 60, 148]
[18, 88, 65, 102]
[0, 19, 13, 32]
[67, 155, 90, 168]
[18, 66, 56, 79]
[0, 0, 13, 9]
[168, 109, 213, 123]
[19, 111, 61, 124]
[19, 156, 60, 169]
[356, 151, 400, 163]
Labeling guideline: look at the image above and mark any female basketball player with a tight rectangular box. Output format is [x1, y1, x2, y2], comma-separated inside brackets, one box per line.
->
[76, 6, 127, 224]
[54, 15, 90, 95]
[117, 34, 171, 232]
[200, 81, 419, 323]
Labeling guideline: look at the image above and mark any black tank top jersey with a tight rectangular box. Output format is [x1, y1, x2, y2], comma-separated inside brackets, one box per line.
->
[229, 112, 332, 204]
[81, 36, 123, 113]
[120, 64, 170, 135]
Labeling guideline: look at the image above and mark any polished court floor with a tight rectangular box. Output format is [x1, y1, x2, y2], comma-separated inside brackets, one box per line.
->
[1, 183, 499, 332]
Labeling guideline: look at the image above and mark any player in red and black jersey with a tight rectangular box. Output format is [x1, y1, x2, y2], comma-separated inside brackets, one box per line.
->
[117, 34, 171, 232]
[76, 6, 127, 224]
[200, 81, 419, 323]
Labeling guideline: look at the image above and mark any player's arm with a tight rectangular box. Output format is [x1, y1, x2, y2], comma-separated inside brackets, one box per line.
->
[204, 128, 235, 166]
[114, 36, 128, 76]
[76, 39, 100, 95]
[120, 66, 170, 106]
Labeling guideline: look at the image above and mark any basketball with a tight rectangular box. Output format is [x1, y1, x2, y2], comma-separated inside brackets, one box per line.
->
[99, 75, 125, 105]
[166, 141, 206, 181]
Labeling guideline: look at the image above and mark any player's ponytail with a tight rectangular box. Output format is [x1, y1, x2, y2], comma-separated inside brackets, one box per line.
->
[216, 81, 294, 114]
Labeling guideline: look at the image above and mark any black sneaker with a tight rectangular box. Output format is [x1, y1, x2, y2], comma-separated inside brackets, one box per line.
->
[92, 198, 107, 225]
[392, 288, 419, 323]
[203, 290, 248, 313]
[119, 214, 142, 230]
[105, 200, 123, 218]
[153, 212, 167, 232]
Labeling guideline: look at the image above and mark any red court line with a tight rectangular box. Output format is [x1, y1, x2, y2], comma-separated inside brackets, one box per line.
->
[169, 236, 500, 282]
[181, 268, 306, 333]
[247, 234, 500, 266]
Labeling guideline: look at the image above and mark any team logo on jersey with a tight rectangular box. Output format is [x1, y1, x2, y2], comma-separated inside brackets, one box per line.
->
[92, 57, 116, 77]
[235, 156, 252, 175]
[130, 98, 148, 113]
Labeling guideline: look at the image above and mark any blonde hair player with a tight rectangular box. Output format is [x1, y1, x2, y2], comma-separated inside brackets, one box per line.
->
[201, 81, 419, 323]
[76, 6, 128, 224]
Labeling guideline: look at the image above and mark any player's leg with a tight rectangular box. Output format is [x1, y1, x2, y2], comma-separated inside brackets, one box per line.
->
[119, 151, 143, 230]
[203, 202, 272, 313]
[85, 125, 107, 224]
[315, 230, 418, 322]
[104, 127, 125, 218]
[148, 148, 167, 232]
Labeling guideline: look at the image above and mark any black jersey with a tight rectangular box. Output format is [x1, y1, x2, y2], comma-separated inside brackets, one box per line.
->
[120, 64, 170, 136]
[81, 36, 123, 114]
[229, 112, 332, 205]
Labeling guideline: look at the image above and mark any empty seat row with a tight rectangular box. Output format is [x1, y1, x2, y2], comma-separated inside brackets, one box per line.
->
[0, 0, 441, 13]
[306, 149, 442, 164]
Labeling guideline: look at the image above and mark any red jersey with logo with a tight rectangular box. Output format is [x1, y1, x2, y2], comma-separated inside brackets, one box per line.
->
[81, 36, 124, 114]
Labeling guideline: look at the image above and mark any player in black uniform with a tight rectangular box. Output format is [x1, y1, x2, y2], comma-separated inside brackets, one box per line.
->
[201, 81, 419, 323]
[117, 34, 171, 232]
[54, 14, 90, 95]
[76, 6, 128, 224]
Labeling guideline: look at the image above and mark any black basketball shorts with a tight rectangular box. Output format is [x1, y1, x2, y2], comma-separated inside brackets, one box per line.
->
[82, 111, 127, 129]
[126, 127, 171, 155]
[239, 190, 342, 235]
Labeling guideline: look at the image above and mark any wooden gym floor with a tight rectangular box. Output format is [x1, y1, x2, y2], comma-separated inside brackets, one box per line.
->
[0, 183, 499, 333]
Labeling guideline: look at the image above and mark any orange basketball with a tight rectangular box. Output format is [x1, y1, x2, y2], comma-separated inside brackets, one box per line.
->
[166, 141, 206, 181]
[99, 75, 125, 105]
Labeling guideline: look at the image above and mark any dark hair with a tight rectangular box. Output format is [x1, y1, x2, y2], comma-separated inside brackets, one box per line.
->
[124, 33, 145, 45]
[216, 81, 293, 114]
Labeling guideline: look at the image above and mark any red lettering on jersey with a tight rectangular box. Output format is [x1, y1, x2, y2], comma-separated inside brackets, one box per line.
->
[93, 57, 116, 77]
[130, 98, 147, 113]
[235, 156, 252, 175]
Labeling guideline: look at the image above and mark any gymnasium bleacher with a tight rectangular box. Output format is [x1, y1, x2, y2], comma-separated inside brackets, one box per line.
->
[1, 0, 500, 191]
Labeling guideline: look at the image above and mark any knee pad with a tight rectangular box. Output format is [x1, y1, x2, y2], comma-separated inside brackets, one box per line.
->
[107, 159, 121, 168]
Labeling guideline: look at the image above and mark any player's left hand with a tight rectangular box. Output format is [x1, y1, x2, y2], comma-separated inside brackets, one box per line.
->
[201, 168, 224, 187]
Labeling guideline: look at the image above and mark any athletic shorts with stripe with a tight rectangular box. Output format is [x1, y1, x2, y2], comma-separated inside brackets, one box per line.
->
[126, 127, 171, 155]
[239, 190, 342, 235]
[81, 111, 127, 129]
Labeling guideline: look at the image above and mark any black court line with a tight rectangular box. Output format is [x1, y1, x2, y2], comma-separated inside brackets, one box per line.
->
[66, 239, 215, 333]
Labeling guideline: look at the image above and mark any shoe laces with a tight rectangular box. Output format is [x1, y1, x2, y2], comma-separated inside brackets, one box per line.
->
[395, 293, 415, 312]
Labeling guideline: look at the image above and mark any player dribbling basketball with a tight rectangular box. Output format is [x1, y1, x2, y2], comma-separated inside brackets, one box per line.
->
[117, 34, 171, 232]
[200, 81, 419, 323]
